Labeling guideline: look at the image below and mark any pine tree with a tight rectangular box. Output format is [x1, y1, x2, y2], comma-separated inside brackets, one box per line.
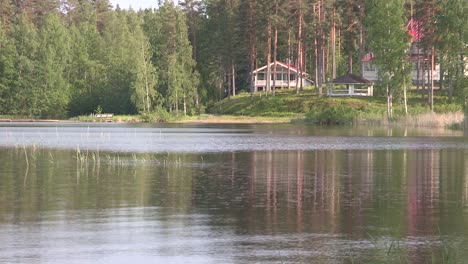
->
[146, 1, 199, 115]
[67, 0, 105, 116]
[100, 9, 136, 114]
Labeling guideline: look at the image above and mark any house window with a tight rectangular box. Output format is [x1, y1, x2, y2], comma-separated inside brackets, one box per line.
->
[257, 73, 265, 80]
[276, 73, 283, 80]
[364, 62, 376, 72]
[290, 74, 296, 80]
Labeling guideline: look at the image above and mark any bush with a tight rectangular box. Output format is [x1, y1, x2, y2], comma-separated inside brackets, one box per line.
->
[140, 107, 171, 122]
[306, 103, 358, 125]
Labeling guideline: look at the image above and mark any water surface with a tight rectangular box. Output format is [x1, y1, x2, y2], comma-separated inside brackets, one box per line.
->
[0, 122, 467, 263]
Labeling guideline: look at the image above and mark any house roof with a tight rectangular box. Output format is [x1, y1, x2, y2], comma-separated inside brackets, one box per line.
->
[407, 19, 424, 42]
[252, 61, 302, 75]
[332, 74, 373, 85]
[362, 52, 375, 62]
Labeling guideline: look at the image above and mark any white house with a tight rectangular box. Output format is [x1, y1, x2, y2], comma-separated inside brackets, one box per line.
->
[361, 48, 440, 84]
[362, 19, 440, 84]
[252, 61, 314, 91]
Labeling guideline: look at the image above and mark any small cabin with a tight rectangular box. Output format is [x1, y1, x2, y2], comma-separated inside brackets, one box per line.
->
[252, 61, 314, 91]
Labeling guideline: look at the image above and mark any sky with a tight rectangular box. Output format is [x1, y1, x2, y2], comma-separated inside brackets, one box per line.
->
[109, 0, 161, 10]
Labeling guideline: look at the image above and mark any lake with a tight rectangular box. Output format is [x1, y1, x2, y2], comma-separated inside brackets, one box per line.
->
[0, 122, 467, 263]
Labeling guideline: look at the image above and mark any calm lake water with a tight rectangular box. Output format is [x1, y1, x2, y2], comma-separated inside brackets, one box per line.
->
[0, 122, 467, 263]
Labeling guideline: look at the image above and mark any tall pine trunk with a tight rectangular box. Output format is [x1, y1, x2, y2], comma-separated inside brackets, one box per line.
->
[331, 7, 336, 80]
[287, 29, 291, 90]
[296, 0, 302, 94]
[404, 73, 408, 115]
[272, 0, 278, 96]
[232, 62, 236, 96]
[387, 83, 392, 120]
[430, 47, 435, 111]
[249, 0, 255, 95]
[227, 69, 232, 99]
[317, 0, 323, 97]
[266, 19, 272, 94]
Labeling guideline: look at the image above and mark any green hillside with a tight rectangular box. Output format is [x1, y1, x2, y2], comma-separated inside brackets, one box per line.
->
[209, 88, 463, 125]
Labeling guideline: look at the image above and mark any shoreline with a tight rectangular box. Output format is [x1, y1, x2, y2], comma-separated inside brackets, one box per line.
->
[0, 119, 72, 123]
[1, 112, 464, 128]
[0, 115, 294, 124]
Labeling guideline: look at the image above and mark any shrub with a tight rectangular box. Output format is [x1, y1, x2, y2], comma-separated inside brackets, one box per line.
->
[306, 103, 358, 125]
[140, 107, 171, 122]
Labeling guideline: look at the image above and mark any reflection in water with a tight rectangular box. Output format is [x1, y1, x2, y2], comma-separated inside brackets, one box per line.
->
[0, 145, 467, 263]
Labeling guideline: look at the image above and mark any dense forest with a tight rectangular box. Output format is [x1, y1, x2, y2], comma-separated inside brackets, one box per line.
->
[0, 0, 466, 118]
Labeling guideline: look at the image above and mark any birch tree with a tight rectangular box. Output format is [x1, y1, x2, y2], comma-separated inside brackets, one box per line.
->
[365, 0, 411, 120]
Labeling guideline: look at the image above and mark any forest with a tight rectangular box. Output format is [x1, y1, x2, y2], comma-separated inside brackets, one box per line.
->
[0, 0, 466, 119]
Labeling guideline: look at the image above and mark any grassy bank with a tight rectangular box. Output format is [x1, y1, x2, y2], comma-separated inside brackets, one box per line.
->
[210, 88, 464, 127]
[72, 114, 145, 123]
[11, 87, 462, 127]
[71, 113, 296, 124]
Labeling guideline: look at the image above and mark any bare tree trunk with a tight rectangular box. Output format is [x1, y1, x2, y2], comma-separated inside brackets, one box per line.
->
[439, 61, 443, 90]
[416, 54, 421, 91]
[266, 19, 272, 94]
[272, 0, 278, 96]
[142, 43, 150, 113]
[314, 4, 318, 90]
[387, 83, 392, 120]
[175, 90, 179, 114]
[218, 77, 223, 103]
[249, 0, 255, 96]
[296, 0, 302, 94]
[421, 56, 426, 99]
[232, 62, 236, 96]
[430, 47, 435, 111]
[448, 74, 453, 103]
[227, 69, 232, 99]
[183, 95, 187, 116]
[448, 57, 454, 102]
[317, 0, 323, 97]
[359, 0, 365, 76]
[331, 7, 336, 80]
[287, 29, 291, 90]
[404, 73, 408, 115]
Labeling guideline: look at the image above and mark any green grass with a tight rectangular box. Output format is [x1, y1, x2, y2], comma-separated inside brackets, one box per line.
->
[72, 114, 145, 123]
[209, 88, 464, 126]
[66, 87, 464, 126]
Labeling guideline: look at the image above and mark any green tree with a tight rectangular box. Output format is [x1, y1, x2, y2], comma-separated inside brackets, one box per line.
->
[67, 0, 106, 116]
[435, 0, 467, 102]
[365, 0, 411, 119]
[34, 13, 72, 118]
[146, 1, 199, 115]
[100, 9, 136, 114]
[0, 20, 15, 114]
[129, 12, 160, 114]
[9, 14, 39, 117]
[0, 0, 13, 29]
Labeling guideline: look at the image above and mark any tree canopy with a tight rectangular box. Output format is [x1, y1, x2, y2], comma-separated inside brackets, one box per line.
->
[0, 0, 465, 118]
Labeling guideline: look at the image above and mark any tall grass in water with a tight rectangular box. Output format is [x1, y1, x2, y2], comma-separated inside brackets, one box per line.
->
[340, 231, 465, 264]
[397, 112, 464, 128]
